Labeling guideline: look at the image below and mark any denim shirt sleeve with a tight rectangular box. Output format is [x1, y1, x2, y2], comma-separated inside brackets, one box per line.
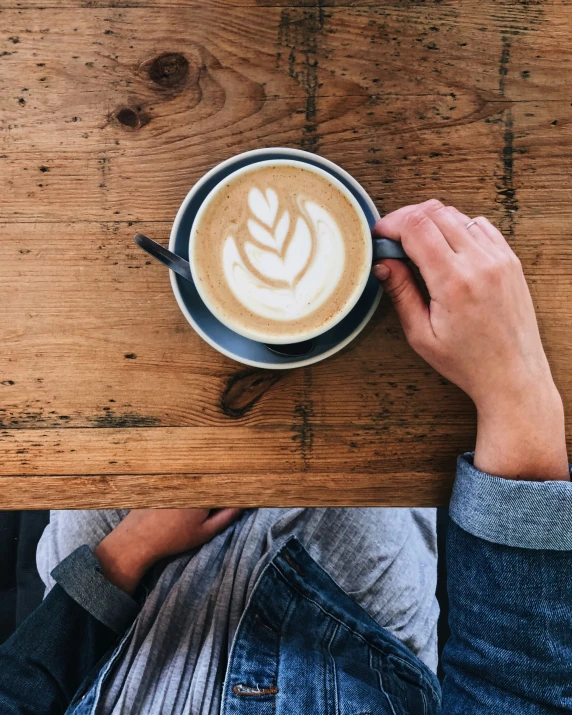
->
[442, 454, 572, 714]
[450, 452, 572, 549]
[52, 545, 139, 634]
[0, 546, 141, 715]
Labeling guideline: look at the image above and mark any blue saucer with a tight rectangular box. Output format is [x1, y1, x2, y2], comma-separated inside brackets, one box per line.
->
[169, 148, 382, 369]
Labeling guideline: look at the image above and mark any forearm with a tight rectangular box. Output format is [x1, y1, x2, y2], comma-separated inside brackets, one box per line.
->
[94, 527, 153, 596]
[474, 378, 569, 481]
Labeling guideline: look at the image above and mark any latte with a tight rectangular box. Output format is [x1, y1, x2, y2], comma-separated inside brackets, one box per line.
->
[190, 161, 371, 343]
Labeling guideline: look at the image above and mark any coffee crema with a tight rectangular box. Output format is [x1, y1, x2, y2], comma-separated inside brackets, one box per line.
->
[191, 163, 370, 342]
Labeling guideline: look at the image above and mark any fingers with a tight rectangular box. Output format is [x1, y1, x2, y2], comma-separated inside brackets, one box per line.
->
[446, 207, 498, 252]
[424, 203, 496, 255]
[373, 200, 455, 277]
[204, 508, 243, 535]
[372, 259, 434, 352]
[372, 203, 421, 239]
[471, 216, 513, 252]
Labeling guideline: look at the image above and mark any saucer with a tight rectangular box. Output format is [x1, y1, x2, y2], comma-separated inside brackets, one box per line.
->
[169, 148, 382, 369]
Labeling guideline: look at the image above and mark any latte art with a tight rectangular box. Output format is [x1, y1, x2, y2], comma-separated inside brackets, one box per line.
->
[191, 162, 370, 343]
[223, 188, 345, 321]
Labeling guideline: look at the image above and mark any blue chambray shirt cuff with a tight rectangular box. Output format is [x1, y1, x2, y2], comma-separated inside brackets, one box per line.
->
[51, 544, 140, 634]
[450, 453, 572, 551]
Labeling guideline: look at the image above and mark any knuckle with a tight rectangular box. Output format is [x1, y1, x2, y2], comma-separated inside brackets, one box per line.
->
[481, 261, 502, 282]
[495, 252, 515, 270]
[508, 251, 521, 268]
[386, 278, 410, 302]
[434, 203, 453, 216]
[404, 208, 432, 231]
[422, 199, 445, 213]
[478, 216, 505, 240]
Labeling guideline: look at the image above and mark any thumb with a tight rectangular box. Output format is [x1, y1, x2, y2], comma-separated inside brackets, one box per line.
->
[372, 259, 433, 349]
[204, 508, 244, 536]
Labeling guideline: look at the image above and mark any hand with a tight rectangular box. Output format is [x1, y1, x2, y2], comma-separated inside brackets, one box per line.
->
[94, 508, 243, 594]
[372, 199, 568, 481]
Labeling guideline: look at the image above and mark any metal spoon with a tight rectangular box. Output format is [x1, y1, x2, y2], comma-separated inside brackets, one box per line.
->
[134, 233, 193, 283]
[134, 234, 315, 358]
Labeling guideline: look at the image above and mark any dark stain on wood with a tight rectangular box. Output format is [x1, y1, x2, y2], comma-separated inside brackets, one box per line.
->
[221, 369, 282, 419]
[496, 34, 519, 237]
[277, 2, 327, 152]
[91, 411, 160, 428]
[292, 367, 313, 465]
[498, 35, 511, 97]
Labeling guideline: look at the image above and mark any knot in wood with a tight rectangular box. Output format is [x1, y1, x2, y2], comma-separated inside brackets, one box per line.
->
[148, 53, 189, 89]
[115, 106, 150, 130]
[221, 370, 282, 418]
[116, 108, 138, 128]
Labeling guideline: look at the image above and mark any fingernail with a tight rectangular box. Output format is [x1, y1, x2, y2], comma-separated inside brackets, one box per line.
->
[373, 262, 391, 280]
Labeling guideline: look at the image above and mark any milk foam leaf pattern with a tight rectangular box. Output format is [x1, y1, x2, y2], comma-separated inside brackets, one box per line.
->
[246, 219, 276, 250]
[222, 187, 345, 322]
[249, 188, 278, 228]
[275, 211, 290, 252]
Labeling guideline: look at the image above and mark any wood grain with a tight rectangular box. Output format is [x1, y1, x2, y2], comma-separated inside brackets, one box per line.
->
[1, 4, 571, 223]
[1, 0, 571, 507]
[0, 472, 453, 510]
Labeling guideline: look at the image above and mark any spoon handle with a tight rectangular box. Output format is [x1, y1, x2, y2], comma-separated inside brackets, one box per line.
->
[134, 233, 194, 283]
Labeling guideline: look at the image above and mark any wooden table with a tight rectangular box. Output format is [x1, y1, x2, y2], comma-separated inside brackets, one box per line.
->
[1, 0, 570, 509]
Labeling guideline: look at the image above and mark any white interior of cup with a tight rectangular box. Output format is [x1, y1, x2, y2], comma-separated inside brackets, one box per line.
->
[188, 158, 373, 344]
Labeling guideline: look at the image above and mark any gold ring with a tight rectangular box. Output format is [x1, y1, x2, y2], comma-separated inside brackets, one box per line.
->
[465, 220, 477, 229]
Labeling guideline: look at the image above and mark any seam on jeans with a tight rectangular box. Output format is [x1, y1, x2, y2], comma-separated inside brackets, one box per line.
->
[272, 590, 296, 714]
[225, 568, 295, 708]
[254, 612, 282, 636]
[271, 563, 439, 700]
[327, 621, 340, 715]
[369, 647, 397, 715]
[282, 551, 305, 576]
[221, 559, 276, 707]
[388, 653, 437, 706]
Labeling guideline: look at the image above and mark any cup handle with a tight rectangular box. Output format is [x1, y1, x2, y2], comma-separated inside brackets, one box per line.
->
[372, 236, 408, 261]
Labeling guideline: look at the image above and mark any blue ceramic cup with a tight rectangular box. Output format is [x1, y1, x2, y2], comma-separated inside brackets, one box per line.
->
[169, 148, 403, 369]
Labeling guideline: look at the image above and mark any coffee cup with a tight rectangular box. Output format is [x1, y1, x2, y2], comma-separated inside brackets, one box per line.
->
[188, 158, 406, 345]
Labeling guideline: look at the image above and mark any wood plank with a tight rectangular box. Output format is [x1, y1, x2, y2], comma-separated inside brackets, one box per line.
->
[0, 424, 467, 476]
[0, 427, 302, 475]
[0, 472, 454, 510]
[1, 220, 571, 431]
[0, 221, 303, 429]
[1, 0, 572, 507]
[1, 3, 570, 222]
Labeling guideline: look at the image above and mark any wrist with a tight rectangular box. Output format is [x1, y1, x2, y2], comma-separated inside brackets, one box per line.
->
[474, 382, 569, 481]
[94, 529, 153, 595]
